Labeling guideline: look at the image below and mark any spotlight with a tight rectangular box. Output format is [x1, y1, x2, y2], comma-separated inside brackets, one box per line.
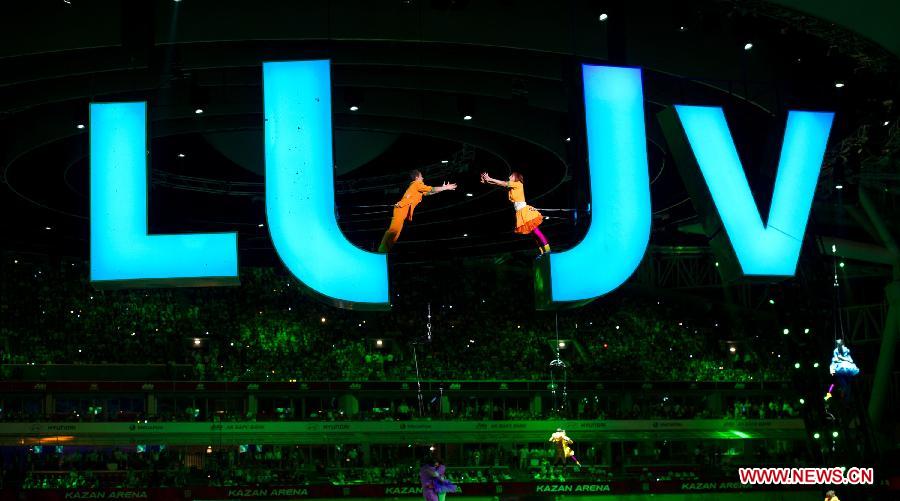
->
[194, 108, 204, 114]
[743, 42, 753, 51]
[463, 115, 473, 121]
[598, 13, 608, 21]
[834, 82, 845, 88]
[76, 123, 85, 129]
[349, 105, 359, 111]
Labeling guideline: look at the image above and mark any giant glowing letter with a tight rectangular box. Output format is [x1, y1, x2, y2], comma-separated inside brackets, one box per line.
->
[90, 102, 238, 286]
[674, 106, 833, 275]
[263, 60, 389, 309]
[537, 65, 651, 306]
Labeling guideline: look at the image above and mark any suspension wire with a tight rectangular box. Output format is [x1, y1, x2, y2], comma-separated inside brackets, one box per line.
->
[549, 313, 567, 414]
[411, 303, 431, 418]
[831, 243, 846, 344]
[412, 344, 424, 417]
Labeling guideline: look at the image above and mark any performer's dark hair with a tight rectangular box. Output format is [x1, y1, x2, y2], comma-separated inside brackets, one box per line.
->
[410, 169, 422, 181]
[510, 171, 524, 182]
[421, 454, 435, 466]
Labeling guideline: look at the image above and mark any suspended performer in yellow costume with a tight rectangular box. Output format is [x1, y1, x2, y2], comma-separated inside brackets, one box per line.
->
[378, 170, 457, 253]
[480, 171, 550, 255]
[548, 428, 580, 466]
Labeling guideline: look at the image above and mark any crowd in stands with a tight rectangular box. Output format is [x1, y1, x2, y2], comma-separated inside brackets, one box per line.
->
[0, 442, 806, 490]
[1, 254, 805, 384]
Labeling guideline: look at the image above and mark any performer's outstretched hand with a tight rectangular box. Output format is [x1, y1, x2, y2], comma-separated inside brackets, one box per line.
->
[443, 181, 458, 191]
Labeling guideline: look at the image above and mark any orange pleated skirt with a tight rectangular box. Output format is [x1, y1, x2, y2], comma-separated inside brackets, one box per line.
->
[514, 205, 543, 234]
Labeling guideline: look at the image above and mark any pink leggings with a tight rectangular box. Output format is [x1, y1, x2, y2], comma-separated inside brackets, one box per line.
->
[531, 228, 549, 248]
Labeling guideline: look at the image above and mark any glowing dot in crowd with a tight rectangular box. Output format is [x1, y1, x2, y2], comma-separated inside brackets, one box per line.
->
[321, 317, 326, 323]
[768, 299, 775, 305]
[195, 108, 204, 114]
[177, 153, 185, 158]
[832, 431, 839, 438]
[743, 42, 753, 51]
[884, 121, 890, 126]
[794, 362, 801, 369]
[376, 339, 383, 347]
[45, 226, 52, 230]
[839, 261, 845, 268]
[559, 341, 566, 349]
[804, 328, 810, 334]
[193, 338, 201, 346]
[258, 223, 264, 228]
[598, 13, 608, 21]
[813, 362, 820, 368]
[349, 106, 359, 111]
[131, 332, 136, 336]
[782, 328, 789, 335]
[813, 432, 820, 439]
[565, 137, 571, 142]
[799, 398, 805, 405]
[729, 346, 736, 353]
[441, 160, 448, 164]
[76, 123, 85, 129]
[834, 82, 844, 88]
[463, 115, 472, 121]
[465, 193, 473, 197]
[615, 325, 620, 330]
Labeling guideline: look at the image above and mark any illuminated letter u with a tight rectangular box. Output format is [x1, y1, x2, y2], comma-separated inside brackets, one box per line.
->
[263, 60, 389, 309]
[537, 65, 651, 306]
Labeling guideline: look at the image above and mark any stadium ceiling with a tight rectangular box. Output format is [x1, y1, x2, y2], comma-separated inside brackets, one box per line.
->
[0, 0, 897, 265]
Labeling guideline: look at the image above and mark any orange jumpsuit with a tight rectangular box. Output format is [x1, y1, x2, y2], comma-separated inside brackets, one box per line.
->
[378, 180, 433, 252]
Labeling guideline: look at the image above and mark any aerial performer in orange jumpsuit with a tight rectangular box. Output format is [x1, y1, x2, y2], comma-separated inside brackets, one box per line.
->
[548, 428, 580, 466]
[378, 170, 457, 253]
[480, 171, 550, 256]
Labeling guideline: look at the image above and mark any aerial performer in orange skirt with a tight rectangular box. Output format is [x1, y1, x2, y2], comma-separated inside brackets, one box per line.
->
[378, 170, 457, 253]
[548, 428, 581, 466]
[480, 171, 550, 255]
